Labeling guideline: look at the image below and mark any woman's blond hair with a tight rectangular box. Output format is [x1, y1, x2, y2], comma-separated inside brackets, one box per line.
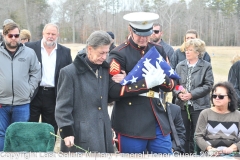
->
[20, 29, 31, 41]
[185, 38, 206, 58]
[231, 54, 240, 64]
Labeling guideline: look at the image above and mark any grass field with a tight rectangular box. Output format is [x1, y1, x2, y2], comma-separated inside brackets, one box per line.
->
[206, 46, 240, 83]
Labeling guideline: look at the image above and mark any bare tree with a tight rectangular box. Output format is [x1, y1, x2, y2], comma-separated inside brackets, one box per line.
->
[23, 0, 30, 31]
[1, 0, 237, 45]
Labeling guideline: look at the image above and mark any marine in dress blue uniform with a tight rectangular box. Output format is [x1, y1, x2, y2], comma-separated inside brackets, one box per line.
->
[108, 12, 176, 154]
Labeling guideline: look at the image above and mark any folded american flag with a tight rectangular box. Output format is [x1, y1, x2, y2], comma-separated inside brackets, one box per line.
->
[120, 46, 180, 85]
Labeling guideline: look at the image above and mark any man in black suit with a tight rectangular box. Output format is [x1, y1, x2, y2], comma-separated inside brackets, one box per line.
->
[25, 23, 72, 134]
[166, 102, 186, 153]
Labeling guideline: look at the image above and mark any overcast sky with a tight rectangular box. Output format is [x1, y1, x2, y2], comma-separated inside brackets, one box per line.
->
[48, 0, 191, 6]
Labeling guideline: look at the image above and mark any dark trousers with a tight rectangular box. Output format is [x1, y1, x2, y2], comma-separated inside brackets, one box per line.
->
[29, 87, 58, 135]
[181, 105, 201, 153]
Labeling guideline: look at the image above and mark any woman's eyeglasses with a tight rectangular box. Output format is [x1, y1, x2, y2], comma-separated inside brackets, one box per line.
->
[212, 94, 228, 99]
[153, 30, 160, 34]
[7, 34, 20, 38]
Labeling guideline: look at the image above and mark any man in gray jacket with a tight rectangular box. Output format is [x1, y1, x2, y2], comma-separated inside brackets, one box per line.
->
[0, 22, 41, 151]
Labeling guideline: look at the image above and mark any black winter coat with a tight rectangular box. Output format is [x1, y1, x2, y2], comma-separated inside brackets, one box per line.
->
[55, 53, 114, 153]
[228, 60, 240, 107]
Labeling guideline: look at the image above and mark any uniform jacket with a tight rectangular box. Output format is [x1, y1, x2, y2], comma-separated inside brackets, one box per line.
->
[0, 43, 41, 105]
[173, 59, 214, 111]
[55, 53, 114, 153]
[108, 37, 175, 138]
[170, 48, 211, 70]
[25, 40, 72, 96]
[228, 60, 240, 106]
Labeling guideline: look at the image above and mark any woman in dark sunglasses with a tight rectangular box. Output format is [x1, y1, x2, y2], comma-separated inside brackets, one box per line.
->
[195, 81, 240, 156]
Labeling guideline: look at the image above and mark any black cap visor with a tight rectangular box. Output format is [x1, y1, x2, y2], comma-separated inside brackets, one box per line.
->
[130, 25, 153, 37]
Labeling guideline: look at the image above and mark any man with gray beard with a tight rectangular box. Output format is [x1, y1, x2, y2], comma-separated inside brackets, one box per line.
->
[25, 23, 72, 135]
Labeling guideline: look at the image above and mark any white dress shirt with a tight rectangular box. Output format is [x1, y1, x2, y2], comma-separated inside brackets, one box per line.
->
[40, 40, 57, 87]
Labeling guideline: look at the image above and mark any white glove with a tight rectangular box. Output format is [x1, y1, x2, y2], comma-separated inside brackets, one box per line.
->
[142, 62, 165, 89]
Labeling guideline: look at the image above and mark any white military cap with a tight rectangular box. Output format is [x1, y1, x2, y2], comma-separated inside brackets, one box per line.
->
[123, 12, 159, 37]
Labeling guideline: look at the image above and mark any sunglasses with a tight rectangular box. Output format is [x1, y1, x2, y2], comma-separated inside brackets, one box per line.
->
[212, 94, 228, 99]
[7, 34, 20, 38]
[153, 30, 160, 34]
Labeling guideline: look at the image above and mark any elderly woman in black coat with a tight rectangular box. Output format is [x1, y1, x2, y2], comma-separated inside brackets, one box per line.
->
[55, 31, 114, 153]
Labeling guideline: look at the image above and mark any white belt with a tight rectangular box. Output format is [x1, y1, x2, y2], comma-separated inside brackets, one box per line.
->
[139, 90, 159, 99]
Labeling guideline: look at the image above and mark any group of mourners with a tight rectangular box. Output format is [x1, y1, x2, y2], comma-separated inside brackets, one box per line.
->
[0, 11, 240, 157]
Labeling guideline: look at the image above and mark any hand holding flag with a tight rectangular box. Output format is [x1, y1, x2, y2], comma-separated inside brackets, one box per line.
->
[142, 62, 166, 89]
[120, 46, 180, 85]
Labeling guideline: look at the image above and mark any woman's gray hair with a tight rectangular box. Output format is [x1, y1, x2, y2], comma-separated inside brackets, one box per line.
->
[185, 38, 206, 58]
[86, 31, 112, 50]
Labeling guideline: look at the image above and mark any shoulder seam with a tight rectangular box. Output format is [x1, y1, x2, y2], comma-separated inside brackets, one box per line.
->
[118, 41, 129, 51]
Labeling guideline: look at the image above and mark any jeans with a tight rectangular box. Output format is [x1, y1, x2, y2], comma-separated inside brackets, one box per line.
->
[0, 103, 30, 151]
[118, 122, 172, 154]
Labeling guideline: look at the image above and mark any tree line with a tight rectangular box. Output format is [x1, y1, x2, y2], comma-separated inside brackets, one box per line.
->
[0, 0, 239, 46]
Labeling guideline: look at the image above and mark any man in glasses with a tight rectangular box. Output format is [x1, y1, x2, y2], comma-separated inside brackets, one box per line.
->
[25, 23, 72, 136]
[0, 19, 14, 43]
[151, 23, 174, 61]
[0, 22, 41, 151]
[108, 12, 176, 154]
[151, 23, 174, 105]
